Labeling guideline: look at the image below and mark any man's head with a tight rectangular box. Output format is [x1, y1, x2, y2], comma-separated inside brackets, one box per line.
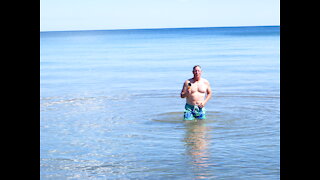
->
[192, 65, 202, 79]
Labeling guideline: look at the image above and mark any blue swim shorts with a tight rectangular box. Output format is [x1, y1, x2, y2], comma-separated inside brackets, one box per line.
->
[183, 103, 206, 120]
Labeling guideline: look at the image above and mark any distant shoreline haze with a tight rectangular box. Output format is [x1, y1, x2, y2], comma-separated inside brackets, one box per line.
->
[40, 25, 280, 33]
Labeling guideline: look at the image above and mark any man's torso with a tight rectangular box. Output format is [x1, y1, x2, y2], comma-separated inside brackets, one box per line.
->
[187, 78, 208, 105]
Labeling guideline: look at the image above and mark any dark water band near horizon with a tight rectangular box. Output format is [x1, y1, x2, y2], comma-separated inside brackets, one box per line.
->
[40, 26, 280, 179]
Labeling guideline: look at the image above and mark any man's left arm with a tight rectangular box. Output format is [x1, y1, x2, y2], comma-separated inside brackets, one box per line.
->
[200, 81, 212, 108]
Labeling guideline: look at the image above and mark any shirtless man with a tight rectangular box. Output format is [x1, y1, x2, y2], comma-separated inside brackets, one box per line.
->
[180, 65, 212, 120]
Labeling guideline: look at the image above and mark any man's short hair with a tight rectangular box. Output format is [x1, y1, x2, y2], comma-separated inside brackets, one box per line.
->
[193, 65, 202, 71]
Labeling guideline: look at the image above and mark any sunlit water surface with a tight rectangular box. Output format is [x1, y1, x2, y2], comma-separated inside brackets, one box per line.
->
[40, 26, 279, 179]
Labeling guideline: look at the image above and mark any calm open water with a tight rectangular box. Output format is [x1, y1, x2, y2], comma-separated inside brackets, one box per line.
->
[40, 26, 280, 179]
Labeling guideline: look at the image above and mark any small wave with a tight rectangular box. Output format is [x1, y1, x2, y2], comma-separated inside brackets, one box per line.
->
[40, 95, 130, 108]
[215, 94, 279, 99]
[152, 111, 220, 123]
[153, 111, 184, 123]
[132, 92, 179, 99]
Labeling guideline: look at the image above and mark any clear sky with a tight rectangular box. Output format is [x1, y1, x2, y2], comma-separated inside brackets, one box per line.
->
[40, 0, 280, 32]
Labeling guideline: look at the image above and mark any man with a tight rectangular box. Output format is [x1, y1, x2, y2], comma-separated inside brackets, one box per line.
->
[180, 65, 212, 120]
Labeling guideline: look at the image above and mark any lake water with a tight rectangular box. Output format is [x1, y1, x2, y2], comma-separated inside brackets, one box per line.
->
[40, 26, 280, 179]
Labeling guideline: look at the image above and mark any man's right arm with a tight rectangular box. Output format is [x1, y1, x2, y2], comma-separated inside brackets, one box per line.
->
[180, 81, 189, 98]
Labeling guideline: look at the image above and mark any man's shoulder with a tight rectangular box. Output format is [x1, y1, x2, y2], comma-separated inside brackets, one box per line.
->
[186, 78, 193, 83]
[201, 78, 210, 84]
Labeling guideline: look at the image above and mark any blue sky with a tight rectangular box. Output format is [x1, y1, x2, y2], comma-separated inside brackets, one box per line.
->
[40, 0, 280, 31]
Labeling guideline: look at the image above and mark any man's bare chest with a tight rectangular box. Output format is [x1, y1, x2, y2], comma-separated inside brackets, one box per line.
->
[190, 82, 207, 93]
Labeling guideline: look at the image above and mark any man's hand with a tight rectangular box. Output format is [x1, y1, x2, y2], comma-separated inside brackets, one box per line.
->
[198, 101, 205, 108]
[182, 87, 191, 98]
[187, 86, 192, 95]
[181, 80, 192, 98]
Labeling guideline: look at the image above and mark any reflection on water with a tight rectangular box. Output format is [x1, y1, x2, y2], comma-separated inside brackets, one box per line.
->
[183, 121, 214, 179]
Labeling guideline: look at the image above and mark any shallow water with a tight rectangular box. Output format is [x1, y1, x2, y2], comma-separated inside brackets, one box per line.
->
[40, 26, 280, 179]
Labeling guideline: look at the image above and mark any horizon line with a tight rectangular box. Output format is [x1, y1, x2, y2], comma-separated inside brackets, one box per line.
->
[40, 25, 280, 33]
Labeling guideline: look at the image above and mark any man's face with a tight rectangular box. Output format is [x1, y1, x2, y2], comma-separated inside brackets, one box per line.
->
[193, 67, 202, 78]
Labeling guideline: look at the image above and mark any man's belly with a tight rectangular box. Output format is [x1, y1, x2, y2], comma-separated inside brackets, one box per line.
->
[186, 92, 205, 105]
